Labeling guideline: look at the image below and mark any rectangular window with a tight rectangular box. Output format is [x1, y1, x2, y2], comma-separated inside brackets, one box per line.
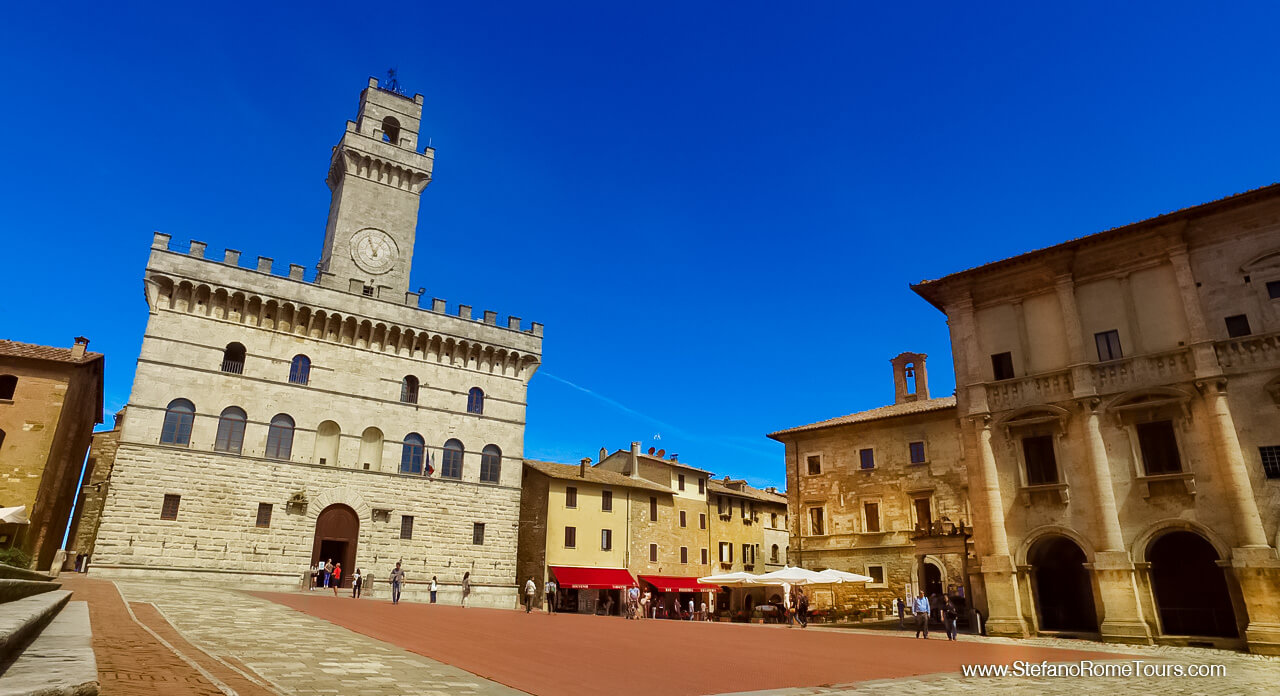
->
[678, 473, 685, 491]
[565, 486, 577, 508]
[362, 285, 374, 297]
[1137, 421, 1182, 475]
[1268, 280, 1280, 300]
[472, 522, 485, 545]
[160, 494, 180, 520]
[863, 502, 880, 532]
[1022, 435, 1059, 485]
[808, 507, 824, 536]
[719, 542, 733, 563]
[991, 352, 1015, 380]
[1225, 314, 1252, 338]
[867, 565, 885, 585]
[741, 500, 751, 519]
[649, 543, 657, 562]
[742, 544, 754, 565]
[701, 548, 708, 564]
[908, 441, 926, 464]
[680, 547, 688, 564]
[859, 448, 875, 469]
[400, 515, 414, 539]
[698, 478, 705, 494]
[914, 498, 932, 531]
[601, 528, 612, 550]
[601, 489, 612, 512]
[679, 510, 687, 528]
[717, 496, 728, 515]
[255, 502, 272, 528]
[564, 526, 576, 548]
[649, 497, 658, 521]
[1095, 329, 1123, 361]
[699, 513, 707, 529]
[1260, 446, 1280, 479]
[806, 454, 822, 475]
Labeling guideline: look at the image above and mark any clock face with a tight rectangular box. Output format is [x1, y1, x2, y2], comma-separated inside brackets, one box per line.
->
[350, 229, 398, 275]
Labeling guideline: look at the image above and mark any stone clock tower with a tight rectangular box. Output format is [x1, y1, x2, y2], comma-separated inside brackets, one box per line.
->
[319, 77, 435, 296]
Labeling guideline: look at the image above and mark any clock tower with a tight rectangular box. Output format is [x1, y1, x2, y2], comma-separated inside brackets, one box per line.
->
[319, 77, 435, 297]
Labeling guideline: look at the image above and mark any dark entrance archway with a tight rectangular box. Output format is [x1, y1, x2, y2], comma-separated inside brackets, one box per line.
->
[311, 504, 359, 589]
[922, 562, 943, 598]
[1148, 531, 1238, 637]
[1028, 535, 1098, 632]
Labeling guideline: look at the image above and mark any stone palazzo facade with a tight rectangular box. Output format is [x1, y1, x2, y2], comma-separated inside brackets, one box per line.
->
[91, 79, 543, 608]
[912, 184, 1280, 654]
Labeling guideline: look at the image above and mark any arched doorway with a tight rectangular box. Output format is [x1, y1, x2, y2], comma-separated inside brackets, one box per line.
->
[1028, 535, 1098, 632]
[1149, 531, 1238, 637]
[922, 562, 944, 598]
[311, 504, 359, 588]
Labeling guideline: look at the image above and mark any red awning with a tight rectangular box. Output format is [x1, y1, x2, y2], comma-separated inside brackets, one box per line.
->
[550, 566, 636, 590]
[640, 575, 718, 593]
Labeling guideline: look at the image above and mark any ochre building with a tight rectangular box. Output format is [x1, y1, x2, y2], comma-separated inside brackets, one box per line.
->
[0, 338, 104, 570]
[90, 79, 543, 607]
[912, 184, 1280, 654]
[770, 353, 971, 619]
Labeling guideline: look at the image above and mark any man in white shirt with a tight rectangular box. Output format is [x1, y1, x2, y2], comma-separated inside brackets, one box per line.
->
[524, 578, 537, 613]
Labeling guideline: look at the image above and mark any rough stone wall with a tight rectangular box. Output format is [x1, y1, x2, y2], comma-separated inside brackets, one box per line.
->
[67, 415, 123, 560]
[515, 467, 549, 589]
[92, 442, 521, 607]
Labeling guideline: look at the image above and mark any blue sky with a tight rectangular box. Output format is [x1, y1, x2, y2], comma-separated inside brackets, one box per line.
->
[4, 3, 1280, 488]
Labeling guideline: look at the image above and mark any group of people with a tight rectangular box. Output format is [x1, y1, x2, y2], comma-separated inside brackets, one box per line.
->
[309, 560, 472, 607]
[895, 591, 960, 640]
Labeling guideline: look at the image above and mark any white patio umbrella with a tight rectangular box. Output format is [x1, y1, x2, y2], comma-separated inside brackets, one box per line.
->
[812, 568, 874, 584]
[752, 565, 826, 586]
[0, 506, 28, 525]
[697, 571, 760, 588]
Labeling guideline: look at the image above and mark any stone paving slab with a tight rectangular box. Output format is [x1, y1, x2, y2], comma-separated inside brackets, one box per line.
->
[115, 581, 522, 696]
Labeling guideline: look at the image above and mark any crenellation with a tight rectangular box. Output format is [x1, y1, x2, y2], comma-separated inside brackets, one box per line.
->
[432, 298, 447, 312]
[289, 264, 305, 280]
[458, 304, 472, 320]
[256, 255, 273, 274]
[507, 316, 521, 331]
[223, 248, 240, 265]
[189, 240, 207, 258]
[483, 310, 497, 325]
[152, 231, 170, 249]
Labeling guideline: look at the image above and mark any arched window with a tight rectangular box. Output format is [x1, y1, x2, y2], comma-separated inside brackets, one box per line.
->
[401, 433, 425, 475]
[441, 439, 464, 479]
[221, 343, 246, 374]
[400, 376, 419, 404]
[382, 116, 401, 145]
[771, 544, 780, 563]
[288, 355, 311, 385]
[264, 414, 295, 460]
[467, 387, 484, 414]
[0, 374, 16, 400]
[213, 406, 246, 453]
[480, 444, 501, 483]
[359, 427, 384, 470]
[160, 398, 195, 445]
[313, 420, 340, 465]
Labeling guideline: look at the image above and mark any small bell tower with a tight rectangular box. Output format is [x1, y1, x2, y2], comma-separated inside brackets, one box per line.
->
[319, 76, 435, 297]
[891, 352, 930, 404]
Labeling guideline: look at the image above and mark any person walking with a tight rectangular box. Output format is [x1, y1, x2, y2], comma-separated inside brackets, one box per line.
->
[626, 586, 639, 619]
[943, 596, 959, 641]
[323, 559, 334, 588]
[461, 572, 472, 608]
[429, 576, 438, 604]
[544, 578, 558, 614]
[796, 588, 809, 628]
[687, 598, 695, 620]
[389, 562, 406, 605]
[896, 597, 905, 628]
[524, 578, 537, 613]
[640, 590, 650, 620]
[351, 568, 362, 598]
[331, 563, 342, 596]
[913, 591, 931, 638]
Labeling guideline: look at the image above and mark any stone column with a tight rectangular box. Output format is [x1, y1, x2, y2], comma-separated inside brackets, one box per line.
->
[1198, 379, 1280, 654]
[971, 417, 1027, 637]
[1054, 274, 1097, 398]
[1167, 244, 1221, 377]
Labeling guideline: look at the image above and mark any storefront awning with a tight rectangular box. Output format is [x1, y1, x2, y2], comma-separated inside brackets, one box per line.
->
[640, 575, 718, 593]
[550, 566, 635, 589]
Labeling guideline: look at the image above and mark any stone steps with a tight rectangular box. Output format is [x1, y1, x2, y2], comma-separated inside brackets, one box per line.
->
[0, 590, 70, 665]
[0, 566, 54, 583]
[0, 601, 98, 696]
[0, 579, 61, 605]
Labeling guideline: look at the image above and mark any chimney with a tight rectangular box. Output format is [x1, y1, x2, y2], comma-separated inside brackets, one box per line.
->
[579, 457, 591, 477]
[71, 336, 89, 359]
[628, 441, 641, 478]
[669, 453, 678, 462]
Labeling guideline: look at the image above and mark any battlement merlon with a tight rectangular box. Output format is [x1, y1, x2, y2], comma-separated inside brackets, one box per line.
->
[145, 232, 543, 352]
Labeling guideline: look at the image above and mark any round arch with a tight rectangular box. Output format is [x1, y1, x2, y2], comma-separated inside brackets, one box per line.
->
[1016, 524, 1097, 566]
[1026, 533, 1098, 633]
[1130, 519, 1232, 564]
[311, 504, 360, 589]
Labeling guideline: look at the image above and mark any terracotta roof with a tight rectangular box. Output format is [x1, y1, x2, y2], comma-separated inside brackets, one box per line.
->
[767, 396, 957, 439]
[0, 340, 103, 364]
[706, 479, 787, 505]
[523, 460, 673, 493]
[912, 182, 1280, 308]
[600, 449, 715, 476]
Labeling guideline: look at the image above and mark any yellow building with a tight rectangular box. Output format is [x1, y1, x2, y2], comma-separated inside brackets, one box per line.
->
[707, 477, 788, 616]
[0, 338, 104, 570]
